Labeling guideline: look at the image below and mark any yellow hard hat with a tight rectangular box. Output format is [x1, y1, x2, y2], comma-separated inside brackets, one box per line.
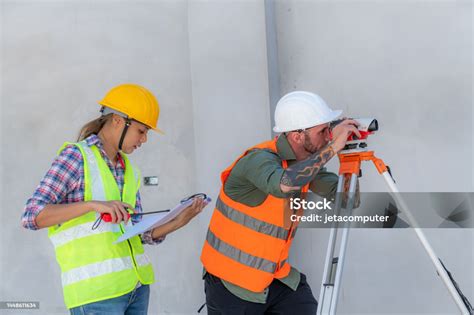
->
[98, 83, 163, 133]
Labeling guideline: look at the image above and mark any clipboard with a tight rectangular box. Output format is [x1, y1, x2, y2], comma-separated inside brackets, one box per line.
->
[114, 194, 211, 244]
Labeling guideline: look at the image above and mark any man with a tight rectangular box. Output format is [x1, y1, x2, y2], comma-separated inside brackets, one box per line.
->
[200, 91, 360, 314]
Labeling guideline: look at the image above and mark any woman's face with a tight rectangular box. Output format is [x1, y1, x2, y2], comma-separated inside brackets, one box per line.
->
[120, 120, 150, 154]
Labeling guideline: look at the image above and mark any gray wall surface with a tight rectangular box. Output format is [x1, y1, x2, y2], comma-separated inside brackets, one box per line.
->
[188, 1, 271, 310]
[1, 0, 472, 314]
[188, 0, 272, 237]
[2, 1, 196, 314]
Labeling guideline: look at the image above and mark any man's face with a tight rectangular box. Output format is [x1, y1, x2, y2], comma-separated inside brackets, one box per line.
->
[301, 123, 331, 154]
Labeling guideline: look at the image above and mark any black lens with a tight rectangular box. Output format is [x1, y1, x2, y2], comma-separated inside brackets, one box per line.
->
[368, 119, 378, 132]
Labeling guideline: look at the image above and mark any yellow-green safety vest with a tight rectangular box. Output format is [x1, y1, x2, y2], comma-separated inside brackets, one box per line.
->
[48, 141, 154, 309]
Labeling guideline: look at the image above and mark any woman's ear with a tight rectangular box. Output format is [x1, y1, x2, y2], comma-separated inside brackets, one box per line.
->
[111, 114, 123, 127]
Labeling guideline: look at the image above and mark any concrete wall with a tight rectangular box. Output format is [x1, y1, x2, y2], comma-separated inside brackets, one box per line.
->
[272, 1, 473, 314]
[189, 0, 271, 200]
[2, 1, 195, 314]
[1, 0, 472, 314]
[175, 1, 272, 313]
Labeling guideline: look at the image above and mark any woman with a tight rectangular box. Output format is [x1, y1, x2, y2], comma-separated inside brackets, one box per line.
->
[22, 83, 206, 314]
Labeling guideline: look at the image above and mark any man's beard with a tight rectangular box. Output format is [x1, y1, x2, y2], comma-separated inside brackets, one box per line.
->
[303, 131, 329, 155]
[303, 131, 320, 155]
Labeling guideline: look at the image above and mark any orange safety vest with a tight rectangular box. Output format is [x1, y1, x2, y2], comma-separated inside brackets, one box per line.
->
[201, 138, 309, 292]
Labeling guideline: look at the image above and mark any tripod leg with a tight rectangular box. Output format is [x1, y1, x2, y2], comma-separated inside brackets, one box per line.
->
[318, 173, 359, 315]
[381, 171, 471, 315]
[330, 173, 359, 315]
[317, 175, 345, 315]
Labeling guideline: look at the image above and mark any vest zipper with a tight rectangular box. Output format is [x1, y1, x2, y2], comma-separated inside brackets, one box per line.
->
[119, 223, 139, 271]
[277, 205, 297, 271]
[117, 158, 139, 276]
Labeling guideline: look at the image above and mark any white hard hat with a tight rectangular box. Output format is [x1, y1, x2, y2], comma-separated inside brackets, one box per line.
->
[273, 91, 342, 133]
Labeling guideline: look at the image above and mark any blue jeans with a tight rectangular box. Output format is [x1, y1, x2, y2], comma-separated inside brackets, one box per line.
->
[69, 284, 150, 315]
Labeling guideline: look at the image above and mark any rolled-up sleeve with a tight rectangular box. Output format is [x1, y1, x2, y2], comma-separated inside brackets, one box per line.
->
[134, 191, 166, 245]
[141, 230, 165, 245]
[21, 145, 82, 230]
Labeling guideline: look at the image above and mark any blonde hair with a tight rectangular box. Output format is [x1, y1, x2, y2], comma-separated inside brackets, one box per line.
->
[77, 114, 113, 141]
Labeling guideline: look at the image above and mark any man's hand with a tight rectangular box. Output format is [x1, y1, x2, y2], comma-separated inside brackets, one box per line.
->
[331, 119, 361, 153]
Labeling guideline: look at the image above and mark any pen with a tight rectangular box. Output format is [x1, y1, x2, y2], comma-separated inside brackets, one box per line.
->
[101, 209, 171, 223]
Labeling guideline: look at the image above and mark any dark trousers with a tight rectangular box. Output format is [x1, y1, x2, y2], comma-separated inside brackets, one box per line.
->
[204, 273, 318, 315]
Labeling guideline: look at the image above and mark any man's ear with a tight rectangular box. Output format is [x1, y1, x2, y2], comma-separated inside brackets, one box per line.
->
[287, 131, 303, 144]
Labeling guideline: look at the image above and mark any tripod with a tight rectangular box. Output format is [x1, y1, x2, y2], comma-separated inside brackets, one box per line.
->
[316, 151, 472, 315]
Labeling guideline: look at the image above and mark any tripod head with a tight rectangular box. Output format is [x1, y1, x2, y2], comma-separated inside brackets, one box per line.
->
[340, 118, 378, 154]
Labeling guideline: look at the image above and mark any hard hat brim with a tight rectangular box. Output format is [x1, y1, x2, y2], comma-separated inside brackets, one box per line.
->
[99, 102, 165, 134]
[328, 109, 343, 123]
[152, 126, 165, 135]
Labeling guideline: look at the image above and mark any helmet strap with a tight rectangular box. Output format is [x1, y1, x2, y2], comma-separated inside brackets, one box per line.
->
[118, 118, 132, 151]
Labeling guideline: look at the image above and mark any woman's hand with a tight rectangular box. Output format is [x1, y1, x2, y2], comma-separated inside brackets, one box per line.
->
[172, 197, 206, 229]
[150, 197, 208, 240]
[89, 200, 133, 224]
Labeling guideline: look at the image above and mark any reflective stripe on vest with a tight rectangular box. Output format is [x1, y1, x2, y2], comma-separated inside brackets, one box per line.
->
[82, 143, 106, 201]
[49, 221, 121, 248]
[62, 254, 152, 287]
[206, 229, 277, 273]
[48, 141, 154, 309]
[215, 197, 289, 240]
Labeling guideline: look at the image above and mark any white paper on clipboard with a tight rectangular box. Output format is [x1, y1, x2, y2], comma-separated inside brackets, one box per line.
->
[115, 196, 211, 244]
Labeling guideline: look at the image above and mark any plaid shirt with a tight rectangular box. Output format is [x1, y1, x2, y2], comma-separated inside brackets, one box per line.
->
[22, 134, 163, 245]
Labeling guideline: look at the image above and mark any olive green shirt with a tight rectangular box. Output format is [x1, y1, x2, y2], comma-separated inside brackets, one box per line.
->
[204, 134, 338, 303]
